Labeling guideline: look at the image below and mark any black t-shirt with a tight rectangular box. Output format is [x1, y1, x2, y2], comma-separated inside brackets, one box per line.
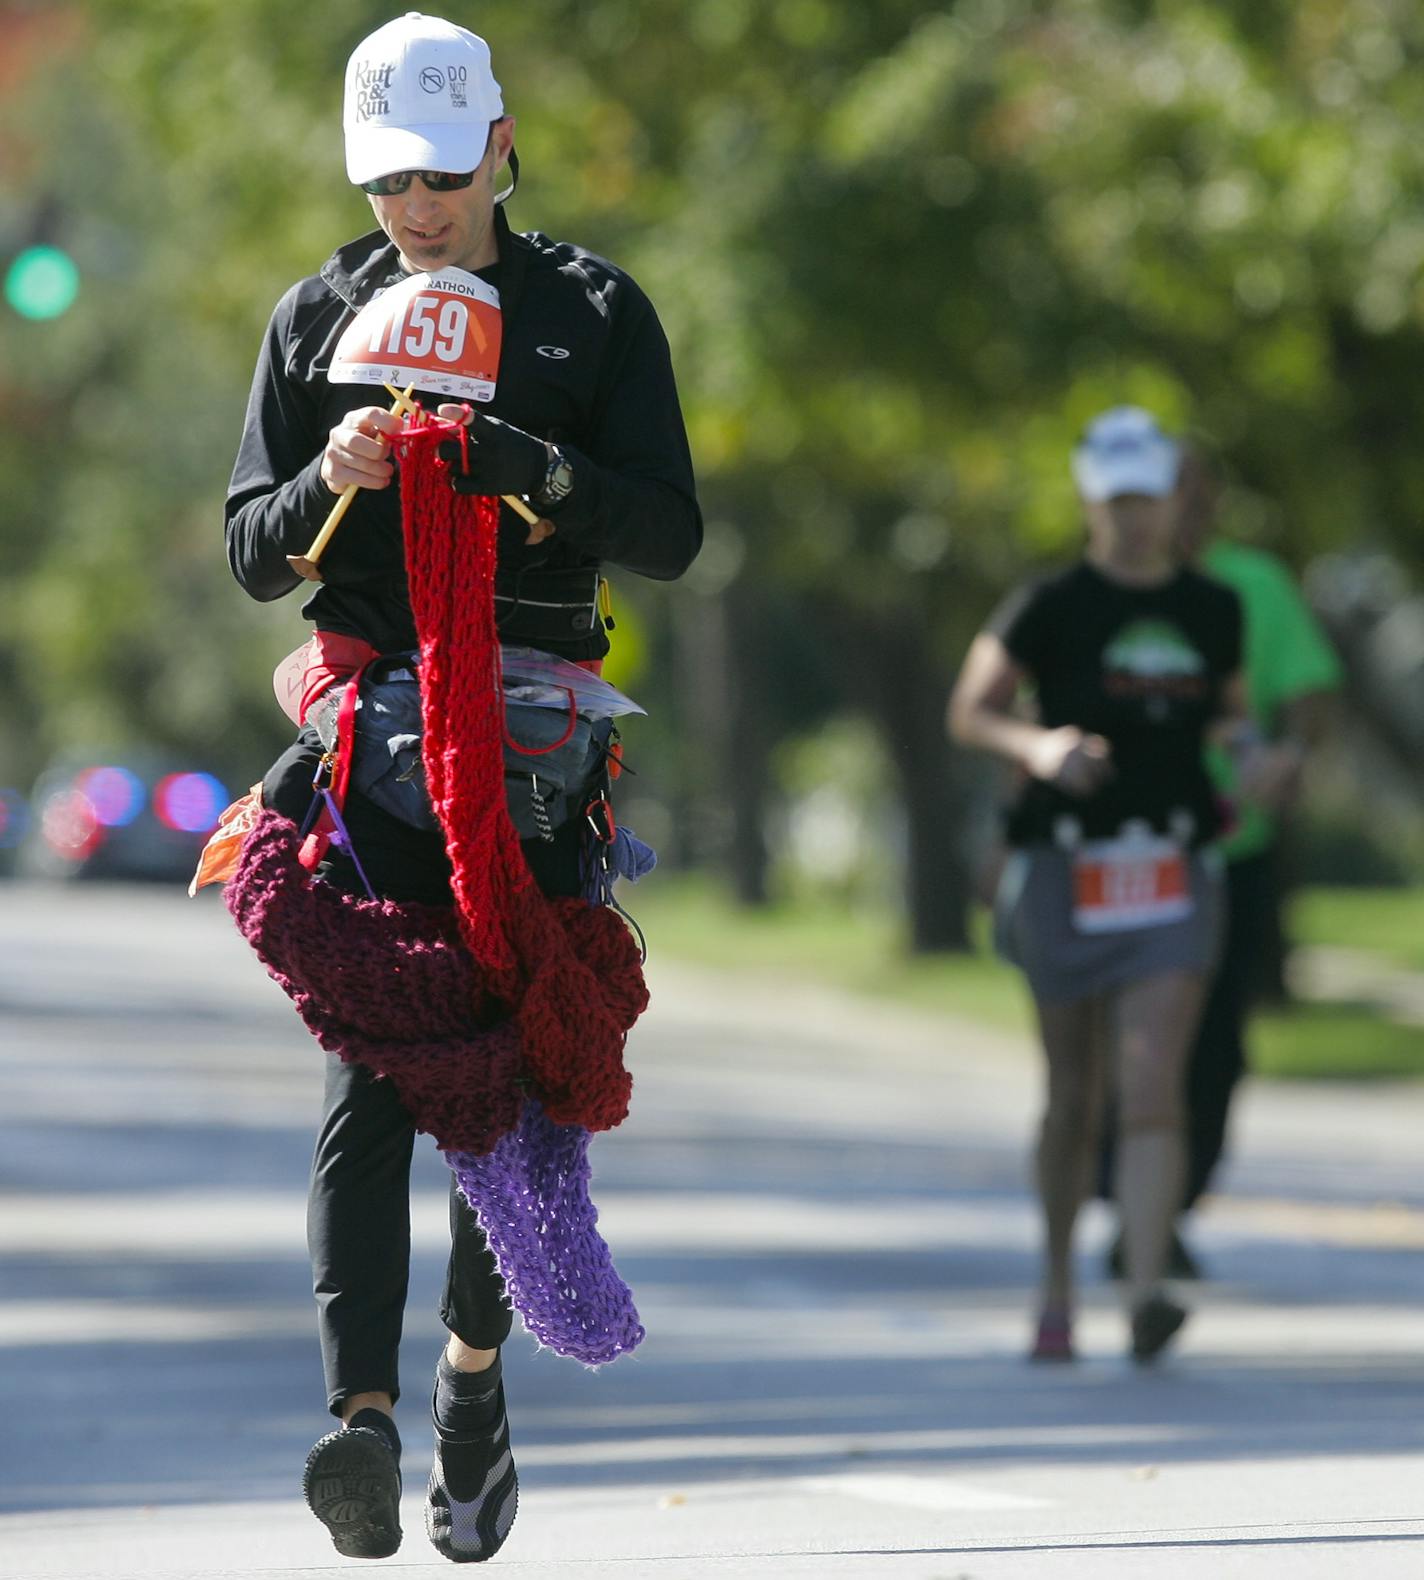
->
[989, 561, 1243, 846]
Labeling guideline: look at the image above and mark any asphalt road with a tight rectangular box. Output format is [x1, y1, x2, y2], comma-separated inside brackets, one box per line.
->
[0, 881, 1421, 1579]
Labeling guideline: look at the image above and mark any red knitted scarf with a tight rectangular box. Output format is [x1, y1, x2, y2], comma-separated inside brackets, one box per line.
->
[396, 424, 646, 1131]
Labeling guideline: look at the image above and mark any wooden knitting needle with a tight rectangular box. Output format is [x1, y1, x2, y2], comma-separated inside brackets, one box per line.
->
[287, 386, 547, 583]
[287, 384, 416, 583]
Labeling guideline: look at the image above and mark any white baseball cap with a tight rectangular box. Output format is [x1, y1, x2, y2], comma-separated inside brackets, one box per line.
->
[344, 13, 504, 185]
[1071, 406, 1181, 502]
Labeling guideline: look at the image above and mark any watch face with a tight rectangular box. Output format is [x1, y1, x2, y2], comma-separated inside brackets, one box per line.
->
[546, 452, 574, 499]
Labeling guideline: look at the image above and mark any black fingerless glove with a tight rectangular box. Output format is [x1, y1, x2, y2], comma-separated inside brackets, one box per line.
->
[437, 414, 547, 498]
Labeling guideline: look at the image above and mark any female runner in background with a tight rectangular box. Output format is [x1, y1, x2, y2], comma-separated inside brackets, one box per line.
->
[948, 407, 1290, 1363]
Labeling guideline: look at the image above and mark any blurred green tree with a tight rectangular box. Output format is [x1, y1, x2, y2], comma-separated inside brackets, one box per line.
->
[5, 0, 1424, 944]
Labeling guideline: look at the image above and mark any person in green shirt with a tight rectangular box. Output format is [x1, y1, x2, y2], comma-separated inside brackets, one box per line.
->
[1105, 445, 1341, 1275]
[1183, 447, 1341, 1200]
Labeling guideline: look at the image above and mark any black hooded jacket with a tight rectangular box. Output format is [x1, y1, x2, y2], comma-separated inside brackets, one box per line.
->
[225, 207, 701, 660]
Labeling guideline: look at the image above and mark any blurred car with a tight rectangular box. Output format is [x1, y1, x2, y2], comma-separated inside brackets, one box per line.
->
[17, 755, 230, 884]
[0, 786, 30, 879]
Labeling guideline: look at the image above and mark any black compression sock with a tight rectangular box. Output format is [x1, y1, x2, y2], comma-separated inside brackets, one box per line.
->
[434, 1350, 503, 1436]
[347, 1406, 402, 1463]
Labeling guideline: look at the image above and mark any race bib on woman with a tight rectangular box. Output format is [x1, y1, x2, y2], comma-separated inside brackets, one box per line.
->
[1071, 835, 1193, 934]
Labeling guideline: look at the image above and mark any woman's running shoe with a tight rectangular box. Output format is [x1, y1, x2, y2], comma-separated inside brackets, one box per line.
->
[1029, 1308, 1075, 1362]
[1130, 1292, 1188, 1364]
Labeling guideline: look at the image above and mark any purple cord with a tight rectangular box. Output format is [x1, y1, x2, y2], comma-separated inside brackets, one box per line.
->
[320, 787, 377, 899]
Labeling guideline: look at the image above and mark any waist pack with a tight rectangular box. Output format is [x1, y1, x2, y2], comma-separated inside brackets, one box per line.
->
[344, 652, 617, 841]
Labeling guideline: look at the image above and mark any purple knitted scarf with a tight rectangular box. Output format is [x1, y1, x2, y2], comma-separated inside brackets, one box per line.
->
[448, 1104, 644, 1365]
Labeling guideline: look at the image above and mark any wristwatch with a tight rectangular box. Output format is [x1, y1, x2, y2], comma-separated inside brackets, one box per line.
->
[534, 443, 574, 509]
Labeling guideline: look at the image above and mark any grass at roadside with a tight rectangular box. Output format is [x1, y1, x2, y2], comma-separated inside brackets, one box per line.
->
[632, 873, 1032, 1033]
[1252, 1001, 1424, 1080]
[630, 875, 1424, 1080]
[1289, 886, 1424, 972]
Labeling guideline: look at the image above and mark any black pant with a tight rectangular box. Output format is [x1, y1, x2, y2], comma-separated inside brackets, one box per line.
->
[264, 729, 585, 1415]
[1181, 849, 1279, 1209]
[1097, 849, 1280, 1210]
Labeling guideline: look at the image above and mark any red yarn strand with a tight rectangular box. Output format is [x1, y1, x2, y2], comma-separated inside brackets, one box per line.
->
[395, 426, 644, 1131]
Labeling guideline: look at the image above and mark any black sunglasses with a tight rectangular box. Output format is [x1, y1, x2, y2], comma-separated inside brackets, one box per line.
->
[359, 168, 477, 196]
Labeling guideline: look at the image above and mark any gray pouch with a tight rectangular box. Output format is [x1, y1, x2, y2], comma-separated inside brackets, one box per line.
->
[501, 702, 607, 841]
[348, 655, 607, 840]
[350, 660, 437, 831]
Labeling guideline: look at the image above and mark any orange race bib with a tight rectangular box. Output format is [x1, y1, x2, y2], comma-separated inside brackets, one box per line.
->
[330, 267, 503, 402]
[1071, 835, 1193, 934]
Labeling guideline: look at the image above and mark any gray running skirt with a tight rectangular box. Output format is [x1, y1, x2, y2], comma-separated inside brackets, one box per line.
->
[994, 846, 1224, 1005]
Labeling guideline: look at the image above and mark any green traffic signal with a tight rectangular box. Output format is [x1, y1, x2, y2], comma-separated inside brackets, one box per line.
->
[5, 245, 80, 320]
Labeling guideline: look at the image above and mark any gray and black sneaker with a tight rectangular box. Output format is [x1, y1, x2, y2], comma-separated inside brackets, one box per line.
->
[303, 1409, 403, 1560]
[425, 1379, 519, 1563]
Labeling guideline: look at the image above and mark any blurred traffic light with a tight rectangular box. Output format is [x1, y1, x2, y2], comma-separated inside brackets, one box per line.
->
[4, 242, 79, 319]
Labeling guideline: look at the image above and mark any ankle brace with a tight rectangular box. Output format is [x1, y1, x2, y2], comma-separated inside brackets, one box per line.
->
[434, 1350, 503, 1436]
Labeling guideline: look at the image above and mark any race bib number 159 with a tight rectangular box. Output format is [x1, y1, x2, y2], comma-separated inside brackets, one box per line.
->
[329, 267, 503, 402]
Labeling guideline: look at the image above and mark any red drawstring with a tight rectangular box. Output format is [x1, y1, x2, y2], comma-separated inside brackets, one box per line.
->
[503, 687, 578, 756]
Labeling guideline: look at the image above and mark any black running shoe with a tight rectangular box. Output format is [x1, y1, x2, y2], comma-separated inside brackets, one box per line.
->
[425, 1379, 519, 1563]
[303, 1413, 402, 1560]
[1130, 1292, 1188, 1365]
